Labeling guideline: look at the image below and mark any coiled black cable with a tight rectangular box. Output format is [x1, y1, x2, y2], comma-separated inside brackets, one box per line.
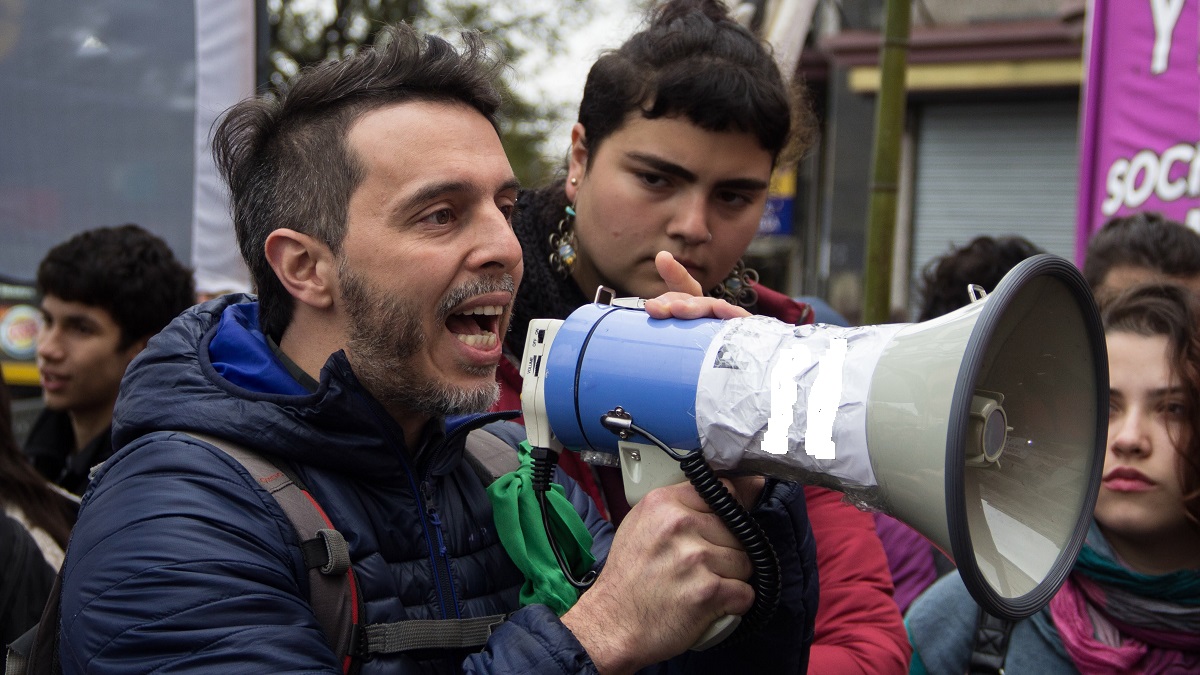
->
[530, 445, 598, 590]
[676, 450, 780, 640]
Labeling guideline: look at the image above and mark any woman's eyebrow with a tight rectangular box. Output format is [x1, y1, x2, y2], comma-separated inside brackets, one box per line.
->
[626, 152, 769, 192]
[627, 152, 697, 182]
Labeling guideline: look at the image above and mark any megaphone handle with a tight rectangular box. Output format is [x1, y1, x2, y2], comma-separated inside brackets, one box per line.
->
[614, 436, 781, 650]
[619, 442, 740, 650]
[692, 615, 742, 651]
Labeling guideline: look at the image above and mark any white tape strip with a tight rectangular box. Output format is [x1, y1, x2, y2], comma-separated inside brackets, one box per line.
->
[763, 346, 810, 454]
[805, 337, 847, 459]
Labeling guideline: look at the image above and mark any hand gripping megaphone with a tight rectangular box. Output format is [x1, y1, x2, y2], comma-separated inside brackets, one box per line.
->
[519, 253, 1107, 647]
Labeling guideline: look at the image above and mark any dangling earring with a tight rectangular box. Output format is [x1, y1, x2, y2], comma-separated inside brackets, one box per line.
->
[710, 259, 760, 308]
[548, 204, 578, 278]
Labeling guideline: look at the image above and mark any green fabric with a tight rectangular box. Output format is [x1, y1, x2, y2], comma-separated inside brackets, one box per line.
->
[905, 618, 930, 675]
[487, 442, 595, 615]
[1075, 543, 1200, 605]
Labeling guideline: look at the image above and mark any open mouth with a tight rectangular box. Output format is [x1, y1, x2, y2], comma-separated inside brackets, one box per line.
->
[40, 372, 68, 394]
[445, 305, 504, 349]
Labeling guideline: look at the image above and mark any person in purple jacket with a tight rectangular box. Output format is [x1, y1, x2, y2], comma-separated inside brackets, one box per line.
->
[55, 21, 818, 675]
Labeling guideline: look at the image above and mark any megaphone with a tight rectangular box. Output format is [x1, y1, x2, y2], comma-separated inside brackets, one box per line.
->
[519, 253, 1106, 634]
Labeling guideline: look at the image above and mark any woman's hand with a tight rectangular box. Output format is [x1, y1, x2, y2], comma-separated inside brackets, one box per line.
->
[644, 251, 751, 320]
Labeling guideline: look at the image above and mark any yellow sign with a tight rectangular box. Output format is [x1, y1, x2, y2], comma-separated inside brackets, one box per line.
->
[769, 168, 796, 198]
[1, 361, 38, 387]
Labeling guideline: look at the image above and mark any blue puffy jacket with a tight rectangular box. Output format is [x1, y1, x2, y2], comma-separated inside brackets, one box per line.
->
[59, 295, 818, 673]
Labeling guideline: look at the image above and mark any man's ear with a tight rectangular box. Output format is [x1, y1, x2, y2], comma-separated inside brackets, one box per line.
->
[264, 228, 336, 310]
[565, 123, 589, 203]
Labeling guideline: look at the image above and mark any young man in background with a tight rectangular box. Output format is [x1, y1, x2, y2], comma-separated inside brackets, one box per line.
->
[25, 223, 194, 494]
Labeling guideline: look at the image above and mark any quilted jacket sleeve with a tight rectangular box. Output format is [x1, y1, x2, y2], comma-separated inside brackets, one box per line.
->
[58, 434, 343, 674]
[464, 604, 602, 673]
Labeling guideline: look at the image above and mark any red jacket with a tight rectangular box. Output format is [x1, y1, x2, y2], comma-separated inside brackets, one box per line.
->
[495, 283, 910, 673]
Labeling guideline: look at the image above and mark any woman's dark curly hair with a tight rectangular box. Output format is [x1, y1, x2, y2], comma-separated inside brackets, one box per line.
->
[917, 236, 1044, 321]
[576, 0, 815, 167]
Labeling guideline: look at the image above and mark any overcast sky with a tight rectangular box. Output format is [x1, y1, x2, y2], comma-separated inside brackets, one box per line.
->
[283, 0, 643, 162]
[508, 1, 642, 161]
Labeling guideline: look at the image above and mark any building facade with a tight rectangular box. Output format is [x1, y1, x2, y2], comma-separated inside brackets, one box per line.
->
[752, 0, 1085, 323]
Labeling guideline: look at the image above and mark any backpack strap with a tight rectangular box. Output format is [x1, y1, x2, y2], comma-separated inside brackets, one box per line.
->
[5, 635, 30, 675]
[5, 565, 64, 675]
[191, 430, 518, 662]
[462, 428, 522, 486]
[359, 614, 507, 655]
[968, 608, 1015, 675]
[187, 433, 360, 674]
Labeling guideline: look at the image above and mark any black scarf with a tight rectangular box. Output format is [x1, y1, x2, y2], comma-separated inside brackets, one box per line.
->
[509, 182, 591, 352]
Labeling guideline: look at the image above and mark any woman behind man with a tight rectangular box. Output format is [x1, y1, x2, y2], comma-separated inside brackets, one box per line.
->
[0, 380, 77, 643]
[907, 282, 1200, 673]
[495, 0, 910, 670]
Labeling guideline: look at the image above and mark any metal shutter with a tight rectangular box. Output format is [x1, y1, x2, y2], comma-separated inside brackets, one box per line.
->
[909, 100, 1079, 314]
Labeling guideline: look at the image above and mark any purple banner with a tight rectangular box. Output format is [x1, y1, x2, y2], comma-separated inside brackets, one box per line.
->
[1076, 0, 1200, 263]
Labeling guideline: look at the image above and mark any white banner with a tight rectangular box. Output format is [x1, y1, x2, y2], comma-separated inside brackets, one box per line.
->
[192, 0, 255, 296]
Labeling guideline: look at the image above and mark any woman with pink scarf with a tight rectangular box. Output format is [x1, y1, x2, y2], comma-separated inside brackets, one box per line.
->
[905, 282, 1200, 674]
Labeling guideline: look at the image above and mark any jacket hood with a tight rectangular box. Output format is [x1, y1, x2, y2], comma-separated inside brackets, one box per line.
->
[112, 294, 435, 481]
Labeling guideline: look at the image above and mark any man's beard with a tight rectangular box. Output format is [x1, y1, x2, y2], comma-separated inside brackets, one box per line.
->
[339, 262, 513, 419]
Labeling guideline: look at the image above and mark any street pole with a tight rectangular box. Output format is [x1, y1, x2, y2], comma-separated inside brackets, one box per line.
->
[861, 0, 912, 324]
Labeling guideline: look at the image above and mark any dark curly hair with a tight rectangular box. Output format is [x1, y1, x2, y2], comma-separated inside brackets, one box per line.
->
[576, 0, 814, 168]
[37, 224, 195, 349]
[212, 23, 505, 341]
[1084, 212, 1200, 292]
[1100, 283, 1200, 526]
[917, 235, 1045, 321]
